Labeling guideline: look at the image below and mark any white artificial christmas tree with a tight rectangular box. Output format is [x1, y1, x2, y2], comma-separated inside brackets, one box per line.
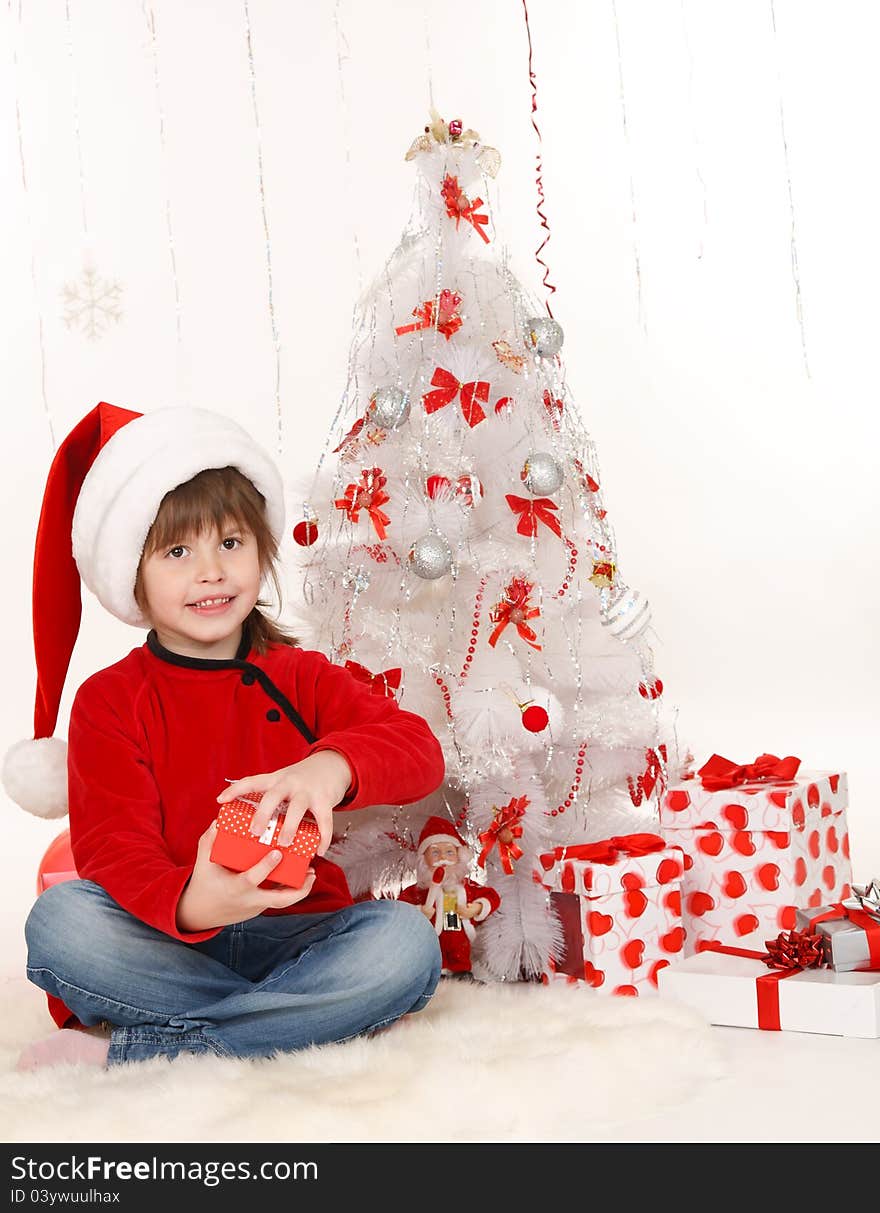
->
[294, 111, 681, 981]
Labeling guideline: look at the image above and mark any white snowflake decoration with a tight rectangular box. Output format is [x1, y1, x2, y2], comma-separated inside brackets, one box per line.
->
[61, 264, 123, 340]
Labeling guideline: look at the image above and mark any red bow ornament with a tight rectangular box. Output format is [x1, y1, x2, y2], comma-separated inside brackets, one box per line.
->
[425, 473, 483, 507]
[441, 175, 490, 243]
[505, 494, 562, 539]
[344, 660, 402, 699]
[478, 796, 528, 873]
[698, 753, 801, 792]
[489, 577, 542, 650]
[395, 289, 463, 340]
[334, 468, 391, 540]
[422, 367, 489, 428]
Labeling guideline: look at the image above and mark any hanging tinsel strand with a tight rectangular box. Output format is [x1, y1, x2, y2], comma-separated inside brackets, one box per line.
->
[521, 0, 557, 318]
[142, 2, 183, 352]
[769, 0, 811, 379]
[64, 0, 88, 240]
[243, 0, 283, 455]
[611, 0, 646, 336]
[9, 0, 53, 448]
[680, 0, 708, 261]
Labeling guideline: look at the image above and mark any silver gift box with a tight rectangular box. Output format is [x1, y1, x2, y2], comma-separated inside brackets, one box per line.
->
[795, 903, 880, 973]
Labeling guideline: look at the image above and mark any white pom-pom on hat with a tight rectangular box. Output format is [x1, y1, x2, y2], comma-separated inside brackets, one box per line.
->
[2, 738, 69, 819]
[5, 400, 285, 819]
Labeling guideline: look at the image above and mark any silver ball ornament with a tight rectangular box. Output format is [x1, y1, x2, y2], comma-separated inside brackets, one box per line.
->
[408, 534, 452, 580]
[521, 451, 564, 496]
[369, 386, 411, 429]
[524, 316, 564, 357]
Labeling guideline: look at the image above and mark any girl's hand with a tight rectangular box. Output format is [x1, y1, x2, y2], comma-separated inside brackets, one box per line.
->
[176, 820, 317, 933]
[216, 750, 353, 854]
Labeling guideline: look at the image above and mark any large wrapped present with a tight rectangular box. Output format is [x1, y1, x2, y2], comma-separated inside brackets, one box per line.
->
[210, 793, 321, 888]
[657, 932, 880, 1038]
[537, 832, 686, 996]
[794, 879, 880, 972]
[659, 754, 852, 954]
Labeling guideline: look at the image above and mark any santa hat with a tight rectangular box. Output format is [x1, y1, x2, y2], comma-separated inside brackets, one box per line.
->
[2, 401, 284, 819]
[417, 815, 467, 855]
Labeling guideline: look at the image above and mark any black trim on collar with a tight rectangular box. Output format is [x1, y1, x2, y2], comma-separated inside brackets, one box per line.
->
[146, 626, 317, 745]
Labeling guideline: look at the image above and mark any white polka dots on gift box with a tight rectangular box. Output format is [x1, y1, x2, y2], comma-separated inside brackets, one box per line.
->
[659, 770, 852, 953]
[538, 840, 687, 996]
[213, 793, 322, 886]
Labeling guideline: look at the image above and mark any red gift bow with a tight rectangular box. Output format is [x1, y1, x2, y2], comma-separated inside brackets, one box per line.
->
[334, 468, 391, 540]
[477, 796, 529, 874]
[422, 367, 489, 428]
[540, 832, 666, 870]
[700, 929, 827, 1031]
[343, 660, 402, 699]
[441, 174, 490, 243]
[395, 290, 463, 340]
[488, 577, 542, 650]
[806, 902, 880, 970]
[505, 494, 562, 539]
[697, 752, 801, 791]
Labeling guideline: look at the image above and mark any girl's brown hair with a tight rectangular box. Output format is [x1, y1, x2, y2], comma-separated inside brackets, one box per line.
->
[133, 466, 298, 655]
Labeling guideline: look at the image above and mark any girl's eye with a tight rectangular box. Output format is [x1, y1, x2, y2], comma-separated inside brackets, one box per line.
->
[167, 546, 187, 559]
[222, 537, 242, 550]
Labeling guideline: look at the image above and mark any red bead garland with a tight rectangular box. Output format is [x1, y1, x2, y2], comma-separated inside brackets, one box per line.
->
[459, 578, 487, 680]
[553, 539, 578, 599]
[545, 743, 587, 816]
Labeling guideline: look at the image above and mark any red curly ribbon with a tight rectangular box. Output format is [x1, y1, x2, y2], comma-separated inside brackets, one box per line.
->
[478, 796, 529, 873]
[334, 468, 391, 540]
[700, 932, 828, 1031]
[441, 175, 490, 243]
[488, 578, 542, 650]
[422, 367, 489, 428]
[343, 660, 402, 699]
[505, 494, 562, 539]
[698, 753, 801, 792]
[395, 289, 463, 340]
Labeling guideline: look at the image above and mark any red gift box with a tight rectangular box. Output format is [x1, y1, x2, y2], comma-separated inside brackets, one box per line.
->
[210, 792, 320, 888]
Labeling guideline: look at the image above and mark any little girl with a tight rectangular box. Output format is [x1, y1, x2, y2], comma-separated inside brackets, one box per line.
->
[5, 401, 444, 1070]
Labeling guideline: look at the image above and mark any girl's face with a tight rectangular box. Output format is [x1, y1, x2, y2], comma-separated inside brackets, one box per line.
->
[138, 518, 263, 659]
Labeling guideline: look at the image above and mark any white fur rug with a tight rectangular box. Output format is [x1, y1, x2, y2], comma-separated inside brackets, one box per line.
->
[0, 975, 725, 1143]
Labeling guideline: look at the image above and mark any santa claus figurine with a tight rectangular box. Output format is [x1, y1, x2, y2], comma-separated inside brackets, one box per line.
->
[398, 816, 501, 975]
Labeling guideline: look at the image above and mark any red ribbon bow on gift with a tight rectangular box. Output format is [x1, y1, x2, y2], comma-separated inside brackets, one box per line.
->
[697, 752, 801, 792]
[477, 796, 529, 874]
[488, 578, 542, 650]
[541, 832, 666, 869]
[700, 928, 827, 1031]
[335, 468, 391, 539]
[441, 174, 490, 243]
[505, 494, 562, 539]
[422, 367, 489, 428]
[343, 660, 402, 699]
[396, 290, 463, 340]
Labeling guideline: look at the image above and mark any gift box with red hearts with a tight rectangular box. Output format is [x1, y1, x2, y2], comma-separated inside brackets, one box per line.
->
[210, 793, 321, 889]
[657, 933, 880, 1038]
[536, 833, 687, 996]
[659, 758, 852, 955]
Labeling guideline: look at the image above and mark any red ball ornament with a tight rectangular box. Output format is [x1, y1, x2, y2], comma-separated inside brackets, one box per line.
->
[293, 519, 318, 547]
[36, 829, 78, 895]
[521, 704, 549, 733]
[638, 677, 663, 700]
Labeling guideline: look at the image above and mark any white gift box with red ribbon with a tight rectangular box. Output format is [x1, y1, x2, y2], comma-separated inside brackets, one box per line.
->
[658, 934, 880, 1038]
[659, 760, 852, 955]
[536, 833, 687, 996]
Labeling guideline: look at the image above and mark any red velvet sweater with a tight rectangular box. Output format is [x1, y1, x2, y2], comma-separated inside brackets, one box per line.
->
[49, 627, 444, 1028]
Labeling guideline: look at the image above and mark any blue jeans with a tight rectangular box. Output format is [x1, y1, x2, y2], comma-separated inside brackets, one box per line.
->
[25, 880, 441, 1066]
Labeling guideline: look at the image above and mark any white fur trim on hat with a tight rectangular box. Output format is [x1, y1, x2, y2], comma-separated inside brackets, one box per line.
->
[1, 737, 69, 819]
[72, 407, 285, 627]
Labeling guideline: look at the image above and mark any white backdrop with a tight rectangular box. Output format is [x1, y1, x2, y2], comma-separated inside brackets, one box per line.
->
[2, 0, 878, 972]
